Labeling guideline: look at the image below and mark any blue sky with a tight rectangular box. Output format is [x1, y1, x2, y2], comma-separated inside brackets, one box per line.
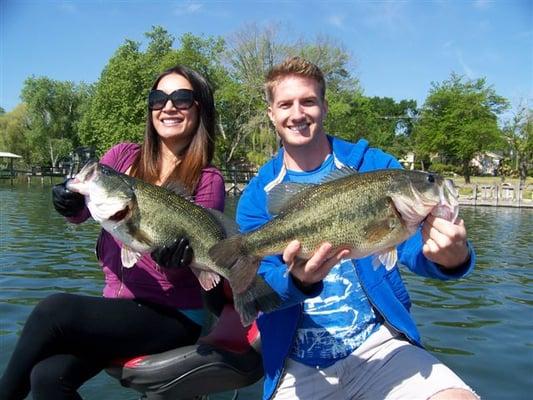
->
[1, 0, 532, 120]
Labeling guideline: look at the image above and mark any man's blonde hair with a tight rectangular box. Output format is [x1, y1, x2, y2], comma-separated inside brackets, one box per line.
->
[264, 56, 326, 104]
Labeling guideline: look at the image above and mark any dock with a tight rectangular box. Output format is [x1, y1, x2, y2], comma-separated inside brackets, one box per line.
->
[455, 183, 533, 208]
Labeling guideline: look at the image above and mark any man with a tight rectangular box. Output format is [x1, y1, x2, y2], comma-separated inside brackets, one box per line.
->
[236, 57, 478, 400]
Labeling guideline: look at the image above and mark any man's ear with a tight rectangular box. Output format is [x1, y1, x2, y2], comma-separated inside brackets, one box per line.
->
[267, 106, 274, 123]
[323, 99, 328, 118]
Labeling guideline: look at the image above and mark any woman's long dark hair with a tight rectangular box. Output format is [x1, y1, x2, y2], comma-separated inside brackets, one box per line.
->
[131, 65, 216, 194]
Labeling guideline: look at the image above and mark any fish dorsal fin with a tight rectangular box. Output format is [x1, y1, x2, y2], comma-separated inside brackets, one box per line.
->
[267, 182, 313, 215]
[162, 182, 193, 201]
[121, 245, 142, 268]
[319, 166, 359, 184]
[206, 208, 239, 237]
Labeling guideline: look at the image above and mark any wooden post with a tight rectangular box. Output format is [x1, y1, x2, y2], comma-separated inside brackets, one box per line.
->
[9, 158, 14, 186]
[232, 167, 237, 196]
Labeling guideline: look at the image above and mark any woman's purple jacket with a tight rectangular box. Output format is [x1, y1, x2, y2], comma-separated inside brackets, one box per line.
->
[67, 143, 225, 309]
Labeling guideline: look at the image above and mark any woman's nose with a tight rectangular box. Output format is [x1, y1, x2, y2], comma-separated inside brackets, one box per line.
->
[162, 99, 175, 111]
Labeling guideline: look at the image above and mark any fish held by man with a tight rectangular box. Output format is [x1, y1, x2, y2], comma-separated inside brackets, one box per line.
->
[66, 160, 281, 326]
[209, 168, 459, 274]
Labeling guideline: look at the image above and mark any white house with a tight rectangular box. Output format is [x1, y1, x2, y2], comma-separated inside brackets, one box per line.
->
[470, 152, 503, 175]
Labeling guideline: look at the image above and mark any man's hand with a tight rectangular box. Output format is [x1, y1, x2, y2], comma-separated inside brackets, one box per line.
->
[283, 240, 350, 288]
[422, 215, 469, 270]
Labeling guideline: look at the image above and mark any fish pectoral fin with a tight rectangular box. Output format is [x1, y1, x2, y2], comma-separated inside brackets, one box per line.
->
[121, 246, 142, 268]
[190, 266, 221, 291]
[372, 248, 398, 271]
[365, 214, 398, 245]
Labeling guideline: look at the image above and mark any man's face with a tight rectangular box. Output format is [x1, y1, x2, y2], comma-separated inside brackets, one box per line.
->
[267, 75, 328, 149]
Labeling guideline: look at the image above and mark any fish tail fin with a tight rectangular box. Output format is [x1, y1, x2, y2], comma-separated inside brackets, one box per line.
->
[209, 235, 260, 294]
[234, 276, 282, 326]
[209, 235, 247, 270]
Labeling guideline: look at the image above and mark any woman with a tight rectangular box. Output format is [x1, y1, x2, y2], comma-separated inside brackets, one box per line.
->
[0, 65, 225, 399]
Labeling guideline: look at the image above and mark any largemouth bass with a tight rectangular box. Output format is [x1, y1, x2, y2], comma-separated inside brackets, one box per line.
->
[210, 168, 459, 274]
[66, 161, 280, 326]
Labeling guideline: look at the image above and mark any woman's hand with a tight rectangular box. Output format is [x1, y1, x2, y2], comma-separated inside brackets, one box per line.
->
[52, 179, 85, 217]
[151, 237, 193, 269]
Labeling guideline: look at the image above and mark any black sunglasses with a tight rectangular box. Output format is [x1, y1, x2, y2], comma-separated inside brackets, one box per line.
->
[148, 89, 195, 111]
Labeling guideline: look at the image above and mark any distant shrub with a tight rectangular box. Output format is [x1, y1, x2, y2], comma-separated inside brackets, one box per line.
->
[428, 162, 461, 176]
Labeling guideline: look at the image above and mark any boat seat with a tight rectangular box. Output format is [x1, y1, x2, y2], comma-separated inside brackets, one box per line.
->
[106, 281, 263, 399]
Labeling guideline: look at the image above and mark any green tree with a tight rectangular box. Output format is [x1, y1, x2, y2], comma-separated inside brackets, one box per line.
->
[221, 24, 361, 167]
[366, 97, 418, 157]
[503, 101, 533, 184]
[0, 104, 32, 167]
[79, 26, 227, 156]
[21, 77, 87, 166]
[78, 38, 148, 154]
[220, 24, 283, 166]
[414, 73, 508, 183]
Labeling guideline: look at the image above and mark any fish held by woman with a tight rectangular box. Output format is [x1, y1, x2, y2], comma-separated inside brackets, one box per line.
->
[67, 160, 281, 326]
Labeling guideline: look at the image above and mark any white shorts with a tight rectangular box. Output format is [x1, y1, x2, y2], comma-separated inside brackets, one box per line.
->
[273, 324, 479, 400]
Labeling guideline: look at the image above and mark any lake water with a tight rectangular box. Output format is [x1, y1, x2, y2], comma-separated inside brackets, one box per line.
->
[0, 183, 532, 399]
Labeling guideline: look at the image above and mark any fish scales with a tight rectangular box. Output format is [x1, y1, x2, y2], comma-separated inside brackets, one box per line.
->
[244, 171, 407, 258]
[132, 180, 226, 265]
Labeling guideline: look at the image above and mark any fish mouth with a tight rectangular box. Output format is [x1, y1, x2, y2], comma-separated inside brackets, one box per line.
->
[431, 179, 459, 222]
[391, 178, 459, 231]
[66, 160, 99, 195]
[66, 161, 134, 223]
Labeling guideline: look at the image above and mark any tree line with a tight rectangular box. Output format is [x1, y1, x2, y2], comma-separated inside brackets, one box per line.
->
[1, 25, 531, 184]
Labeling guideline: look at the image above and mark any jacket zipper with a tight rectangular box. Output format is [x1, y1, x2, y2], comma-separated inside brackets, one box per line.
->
[353, 263, 414, 343]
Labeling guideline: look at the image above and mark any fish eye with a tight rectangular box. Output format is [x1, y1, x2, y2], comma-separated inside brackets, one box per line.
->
[427, 174, 435, 183]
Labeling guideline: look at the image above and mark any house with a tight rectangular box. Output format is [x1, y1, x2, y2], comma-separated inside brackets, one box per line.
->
[470, 152, 503, 175]
[399, 152, 415, 170]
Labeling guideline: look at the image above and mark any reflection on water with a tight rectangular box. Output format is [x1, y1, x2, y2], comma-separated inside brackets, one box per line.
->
[1, 185, 532, 399]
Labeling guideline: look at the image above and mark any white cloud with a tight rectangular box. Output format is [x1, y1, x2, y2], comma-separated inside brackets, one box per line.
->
[473, 0, 492, 10]
[456, 50, 475, 78]
[514, 30, 533, 40]
[58, 1, 77, 14]
[443, 40, 454, 49]
[174, 1, 203, 15]
[362, 2, 413, 34]
[327, 14, 345, 29]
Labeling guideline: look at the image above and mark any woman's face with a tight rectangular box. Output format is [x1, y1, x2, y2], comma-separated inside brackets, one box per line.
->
[151, 73, 199, 145]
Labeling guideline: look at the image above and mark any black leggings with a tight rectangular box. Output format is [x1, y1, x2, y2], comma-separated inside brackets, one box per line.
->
[0, 293, 201, 400]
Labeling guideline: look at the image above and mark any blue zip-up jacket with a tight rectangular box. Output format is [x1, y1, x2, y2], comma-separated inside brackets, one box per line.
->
[236, 136, 476, 400]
